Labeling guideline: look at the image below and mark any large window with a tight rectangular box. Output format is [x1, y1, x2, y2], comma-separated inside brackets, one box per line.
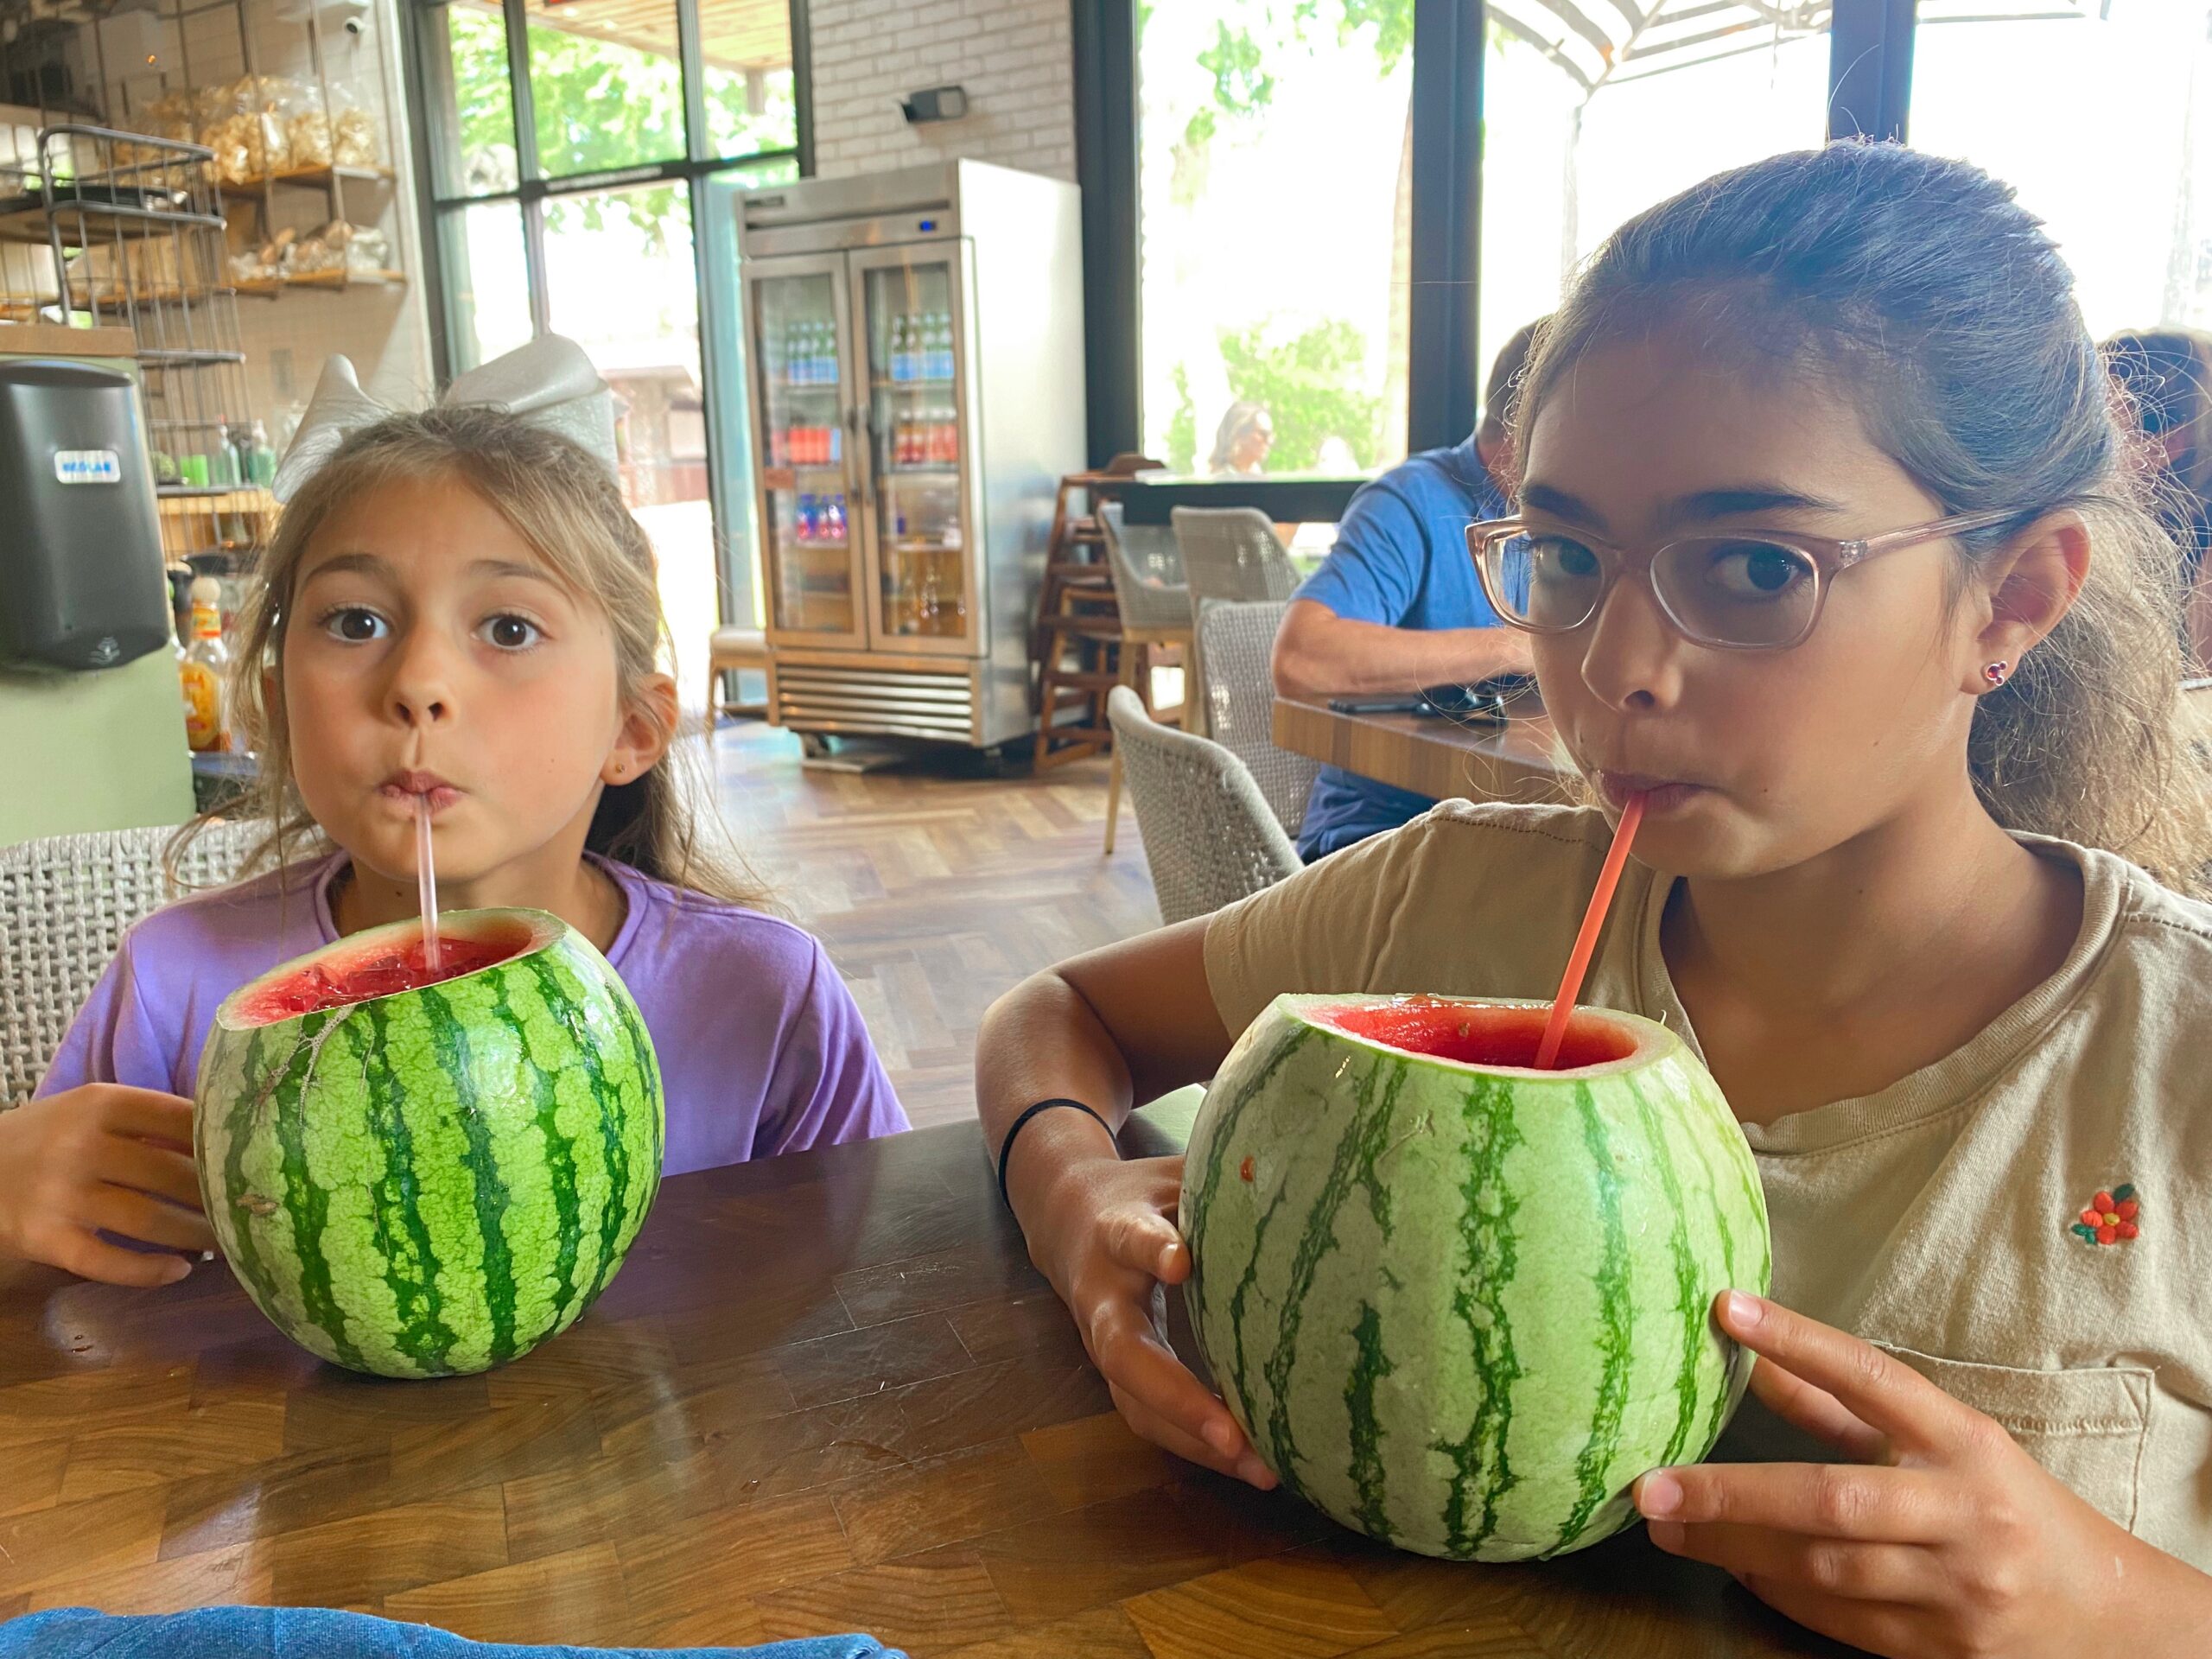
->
[1910, 0, 2212, 339]
[1136, 3, 1414, 476]
[1114, 2, 2136, 474]
[413, 0, 804, 714]
[1478, 3, 1831, 379]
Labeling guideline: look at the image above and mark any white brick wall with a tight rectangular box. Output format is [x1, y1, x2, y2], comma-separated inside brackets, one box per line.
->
[805, 0, 1076, 182]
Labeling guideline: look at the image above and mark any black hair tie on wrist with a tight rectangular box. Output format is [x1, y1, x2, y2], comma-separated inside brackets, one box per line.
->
[996, 1097, 1115, 1210]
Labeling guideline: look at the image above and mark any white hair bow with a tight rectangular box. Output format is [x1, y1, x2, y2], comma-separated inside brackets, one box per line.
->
[270, 333, 620, 503]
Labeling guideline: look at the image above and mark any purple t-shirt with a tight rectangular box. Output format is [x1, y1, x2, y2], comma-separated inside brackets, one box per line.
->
[35, 853, 910, 1173]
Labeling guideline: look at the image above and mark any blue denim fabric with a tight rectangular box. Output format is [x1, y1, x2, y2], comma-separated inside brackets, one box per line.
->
[0, 1608, 906, 1659]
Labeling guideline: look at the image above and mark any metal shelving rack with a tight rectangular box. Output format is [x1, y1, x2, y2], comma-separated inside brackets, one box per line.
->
[0, 120, 251, 498]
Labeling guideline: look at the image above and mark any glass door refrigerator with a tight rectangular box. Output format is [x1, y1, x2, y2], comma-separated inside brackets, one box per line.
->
[737, 161, 1084, 752]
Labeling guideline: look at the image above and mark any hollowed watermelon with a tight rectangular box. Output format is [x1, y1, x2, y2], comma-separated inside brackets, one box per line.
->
[194, 908, 664, 1378]
[1180, 994, 1770, 1561]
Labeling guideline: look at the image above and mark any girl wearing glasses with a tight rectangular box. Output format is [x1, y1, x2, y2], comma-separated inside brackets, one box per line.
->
[978, 141, 2212, 1654]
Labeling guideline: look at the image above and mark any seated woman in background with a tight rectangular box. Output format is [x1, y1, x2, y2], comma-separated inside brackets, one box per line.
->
[2101, 327, 2212, 660]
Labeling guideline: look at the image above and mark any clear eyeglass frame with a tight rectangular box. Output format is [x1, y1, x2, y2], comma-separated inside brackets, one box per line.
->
[1465, 507, 2024, 651]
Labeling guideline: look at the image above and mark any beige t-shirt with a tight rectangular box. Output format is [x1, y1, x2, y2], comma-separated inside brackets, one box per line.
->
[1203, 801, 2212, 1569]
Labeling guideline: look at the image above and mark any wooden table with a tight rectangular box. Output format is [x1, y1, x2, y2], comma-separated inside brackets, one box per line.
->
[1274, 695, 1576, 804]
[0, 1117, 1851, 1658]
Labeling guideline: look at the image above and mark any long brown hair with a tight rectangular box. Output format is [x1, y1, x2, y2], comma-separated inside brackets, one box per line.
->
[1513, 142, 2212, 895]
[173, 404, 770, 911]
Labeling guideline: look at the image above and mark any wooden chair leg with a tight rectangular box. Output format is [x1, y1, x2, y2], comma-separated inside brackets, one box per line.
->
[1104, 634, 1144, 855]
[1103, 746, 1122, 855]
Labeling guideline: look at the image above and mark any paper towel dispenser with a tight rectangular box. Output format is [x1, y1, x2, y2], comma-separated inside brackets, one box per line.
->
[0, 359, 171, 672]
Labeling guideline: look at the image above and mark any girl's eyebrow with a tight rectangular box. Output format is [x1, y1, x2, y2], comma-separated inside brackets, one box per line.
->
[297, 551, 389, 585]
[1520, 482, 1601, 525]
[1675, 486, 1846, 521]
[467, 558, 569, 591]
[1518, 483, 1847, 531]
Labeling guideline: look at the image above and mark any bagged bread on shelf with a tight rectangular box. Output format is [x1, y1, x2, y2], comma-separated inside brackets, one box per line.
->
[285, 218, 345, 275]
[333, 99, 378, 168]
[200, 74, 308, 182]
[343, 222, 389, 273]
[286, 85, 332, 169]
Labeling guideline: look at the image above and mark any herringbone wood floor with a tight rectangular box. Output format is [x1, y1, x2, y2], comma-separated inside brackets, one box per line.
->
[709, 723, 1160, 1130]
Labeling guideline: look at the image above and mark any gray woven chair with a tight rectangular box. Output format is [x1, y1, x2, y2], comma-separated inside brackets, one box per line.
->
[1170, 507, 1301, 740]
[1198, 599, 1319, 838]
[1098, 503, 1195, 855]
[1171, 507, 1300, 604]
[2, 820, 265, 1104]
[1107, 685, 1300, 925]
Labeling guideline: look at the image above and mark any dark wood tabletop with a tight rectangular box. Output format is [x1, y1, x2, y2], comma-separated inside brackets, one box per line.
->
[0, 1112, 1853, 1657]
[1272, 695, 1574, 806]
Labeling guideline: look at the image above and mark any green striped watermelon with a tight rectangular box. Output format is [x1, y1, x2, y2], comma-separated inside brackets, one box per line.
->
[1181, 994, 1770, 1561]
[194, 908, 663, 1378]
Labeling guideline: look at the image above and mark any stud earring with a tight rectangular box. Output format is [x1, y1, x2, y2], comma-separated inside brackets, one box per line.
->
[1982, 661, 2011, 688]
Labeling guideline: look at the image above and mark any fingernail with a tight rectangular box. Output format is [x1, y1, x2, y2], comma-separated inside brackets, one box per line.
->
[1236, 1453, 1276, 1490]
[1723, 1289, 1762, 1328]
[1647, 1519, 1685, 1551]
[1636, 1471, 1682, 1517]
[1204, 1419, 1239, 1458]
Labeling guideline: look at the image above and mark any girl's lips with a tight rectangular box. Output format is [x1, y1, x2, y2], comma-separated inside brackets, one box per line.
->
[1592, 772, 1708, 815]
[378, 783, 462, 813]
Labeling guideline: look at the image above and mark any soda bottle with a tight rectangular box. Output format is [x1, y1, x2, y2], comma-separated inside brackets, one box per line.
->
[888, 315, 908, 384]
[933, 314, 952, 380]
[179, 576, 232, 753]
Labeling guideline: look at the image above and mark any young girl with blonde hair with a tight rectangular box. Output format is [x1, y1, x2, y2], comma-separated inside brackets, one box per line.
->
[980, 145, 2212, 1656]
[4, 340, 906, 1287]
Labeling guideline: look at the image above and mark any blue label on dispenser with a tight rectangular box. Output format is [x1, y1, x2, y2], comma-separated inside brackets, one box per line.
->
[54, 449, 122, 486]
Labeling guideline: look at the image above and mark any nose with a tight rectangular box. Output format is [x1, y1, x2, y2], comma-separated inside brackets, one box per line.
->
[385, 626, 456, 729]
[1577, 568, 1687, 714]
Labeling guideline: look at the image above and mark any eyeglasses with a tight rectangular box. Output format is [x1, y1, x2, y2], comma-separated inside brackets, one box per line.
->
[1465, 508, 2024, 651]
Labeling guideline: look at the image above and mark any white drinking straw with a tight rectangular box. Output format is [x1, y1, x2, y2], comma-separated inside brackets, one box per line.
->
[416, 792, 442, 973]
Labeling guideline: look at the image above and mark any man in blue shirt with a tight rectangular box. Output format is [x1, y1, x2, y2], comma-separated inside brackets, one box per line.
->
[1273, 321, 1544, 859]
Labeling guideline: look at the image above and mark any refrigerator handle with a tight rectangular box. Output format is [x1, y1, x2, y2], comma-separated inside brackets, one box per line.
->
[845, 405, 868, 504]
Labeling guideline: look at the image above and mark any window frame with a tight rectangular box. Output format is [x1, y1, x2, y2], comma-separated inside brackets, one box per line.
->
[400, 0, 809, 649]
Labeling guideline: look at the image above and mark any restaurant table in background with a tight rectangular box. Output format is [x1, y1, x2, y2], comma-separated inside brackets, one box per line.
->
[1273, 693, 1575, 808]
[0, 1111, 1851, 1658]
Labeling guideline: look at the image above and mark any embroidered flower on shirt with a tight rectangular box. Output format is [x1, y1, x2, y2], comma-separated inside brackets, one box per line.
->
[2070, 1184, 2139, 1247]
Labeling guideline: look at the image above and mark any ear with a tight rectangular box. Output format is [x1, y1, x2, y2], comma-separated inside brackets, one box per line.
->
[603, 672, 681, 785]
[1961, 512, 2091, 695]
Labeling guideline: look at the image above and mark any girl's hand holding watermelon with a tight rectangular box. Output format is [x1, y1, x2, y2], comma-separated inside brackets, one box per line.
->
[978, 920, 1275, 1491]
[0, 1085, 215, 1286]
[1632, 1291, 2212, 1658]
[1023, 1144, 1275, 1492]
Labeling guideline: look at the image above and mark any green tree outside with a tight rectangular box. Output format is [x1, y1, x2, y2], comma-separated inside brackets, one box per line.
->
[1219, 319, 1382, 472]
[443, 5, 793, 242]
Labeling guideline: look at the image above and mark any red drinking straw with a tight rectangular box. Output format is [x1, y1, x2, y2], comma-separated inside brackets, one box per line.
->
[1534, 793, 1645, 1070]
